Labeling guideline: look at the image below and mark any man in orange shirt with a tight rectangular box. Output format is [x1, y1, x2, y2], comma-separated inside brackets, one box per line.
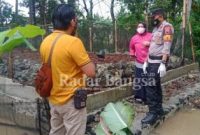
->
[40, 4, 95, 135]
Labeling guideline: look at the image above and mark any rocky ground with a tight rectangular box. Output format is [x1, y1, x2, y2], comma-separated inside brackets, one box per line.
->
[85, 71, 200, 135]
[0, 70, 199, 135]
[0, 49, 197, 135]
[0, 49, 192, 88]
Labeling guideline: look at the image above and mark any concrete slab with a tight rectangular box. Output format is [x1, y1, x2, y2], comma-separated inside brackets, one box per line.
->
[87, 63, 199, 112]
[0, 63, 199, 112]
[0, 77, 39, 100]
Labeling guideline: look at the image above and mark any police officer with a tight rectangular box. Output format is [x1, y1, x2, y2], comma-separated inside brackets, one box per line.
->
[142, 8, 174, 125]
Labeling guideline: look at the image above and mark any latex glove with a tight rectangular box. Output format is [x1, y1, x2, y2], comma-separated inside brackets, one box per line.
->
[158, 63, 166, 77]
[142, 62, 148, 74]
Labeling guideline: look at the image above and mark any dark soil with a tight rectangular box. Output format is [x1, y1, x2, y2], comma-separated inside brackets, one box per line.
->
[2, 48, 133, 64]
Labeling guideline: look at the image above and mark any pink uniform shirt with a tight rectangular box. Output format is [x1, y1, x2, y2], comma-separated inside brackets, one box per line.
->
[129, 32, 152, 63]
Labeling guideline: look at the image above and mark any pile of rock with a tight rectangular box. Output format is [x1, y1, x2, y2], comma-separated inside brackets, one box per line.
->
[0, 59, 135, 87]
[0, 55, 192, 87]
[0, 59, 40, 86]
[92, 61, 134, 87]
[167, 55, 192, 70]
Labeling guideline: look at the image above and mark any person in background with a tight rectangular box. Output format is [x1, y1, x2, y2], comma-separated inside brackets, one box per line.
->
[129, 22, 152, 104]
[40, 4, 95, 135]
[142, 8, 174, 125]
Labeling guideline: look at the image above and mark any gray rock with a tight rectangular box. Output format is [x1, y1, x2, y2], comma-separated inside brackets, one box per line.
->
[168, 96, 180, 106]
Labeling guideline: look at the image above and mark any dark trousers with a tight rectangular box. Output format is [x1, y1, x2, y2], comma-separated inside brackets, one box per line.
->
[146, 63, 163, 114]
[134, 66, 146, 101]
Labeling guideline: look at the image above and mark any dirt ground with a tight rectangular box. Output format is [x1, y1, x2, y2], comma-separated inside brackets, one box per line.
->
[150, 108, 200, 135]
[3, 48, 133, 64]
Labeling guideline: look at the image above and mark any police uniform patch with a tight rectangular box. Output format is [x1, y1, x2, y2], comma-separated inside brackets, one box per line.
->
[164, 25, 172, 35]
[163, 25, 173, 42]
[163, 35, 172, 42]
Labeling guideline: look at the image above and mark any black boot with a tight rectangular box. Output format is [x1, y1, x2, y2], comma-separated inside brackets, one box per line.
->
[141, 112, 159, 125]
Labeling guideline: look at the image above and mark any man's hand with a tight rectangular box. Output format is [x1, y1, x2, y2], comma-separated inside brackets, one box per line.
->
[143, 62, 148, 74]
[158, 63, 166, 77]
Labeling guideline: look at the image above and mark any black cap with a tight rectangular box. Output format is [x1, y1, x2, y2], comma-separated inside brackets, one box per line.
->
[151, 8, 165, 17]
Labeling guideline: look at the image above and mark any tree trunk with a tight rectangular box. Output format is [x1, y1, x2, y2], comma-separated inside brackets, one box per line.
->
[189, 21, 196, 62]
[38, 0, 47, 30]
[82, 0, 94, 52]
[7, 0, 19, 79]
[110, 0, 117, 52]
[29, 0, 36, 24]
[8, 52, 13, 79]
[82, 0, 89, 15]
[181, 0, 187, 65]
[15, 0, 18, 24]
[0, 0, 3, 26]
[89, 0, 93, 52]
[144, 0, 149, 31]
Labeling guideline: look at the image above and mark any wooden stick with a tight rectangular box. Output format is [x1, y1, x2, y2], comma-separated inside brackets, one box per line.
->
[114, 20, 118, 53]
[89, 27, 93, 52]
[189, 21, 196, 62]
[181, 0, 187, 65]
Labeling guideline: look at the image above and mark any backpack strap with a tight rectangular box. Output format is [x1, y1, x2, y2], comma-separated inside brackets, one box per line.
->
[47, 34, 63, 67]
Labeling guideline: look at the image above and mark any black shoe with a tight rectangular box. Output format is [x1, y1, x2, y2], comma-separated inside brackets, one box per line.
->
[157, 109, 165, 117]
[141, 113, 159, 125]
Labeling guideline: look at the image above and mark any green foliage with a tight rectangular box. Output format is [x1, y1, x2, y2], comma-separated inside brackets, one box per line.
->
[0, 1, 13, 26]
[78, 15, 113, 52]
[95, 101, 135, 135]
[2, 0, 199, 56]
[0, 25, 45, 55]
[117, 0, 145, 30]
[191, 0, 200, 62]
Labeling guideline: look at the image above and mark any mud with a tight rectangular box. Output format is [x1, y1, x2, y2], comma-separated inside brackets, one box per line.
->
[150, 108, 200, 135]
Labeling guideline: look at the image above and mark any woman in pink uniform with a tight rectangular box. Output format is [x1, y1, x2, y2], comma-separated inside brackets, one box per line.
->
[129, 22, 152, 104]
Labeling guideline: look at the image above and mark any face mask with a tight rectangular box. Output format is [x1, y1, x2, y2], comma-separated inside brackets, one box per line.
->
[137, 27, 145, 34]
[152, 19, 160, 26]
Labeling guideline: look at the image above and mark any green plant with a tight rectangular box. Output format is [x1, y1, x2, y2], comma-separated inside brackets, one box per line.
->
[0, 24, 45, 55]
[95, 101, 135, 135]
[191, 0, 200, 62]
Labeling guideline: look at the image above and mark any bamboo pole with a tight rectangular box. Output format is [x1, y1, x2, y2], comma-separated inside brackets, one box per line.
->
[89, 27, 93, 52]
[145, 0, 149, 31]
[181, 0, 187, 65]
[114, 20, 118, 53]
[8, 52, 13, 79]
[189, 21, 196, 62]
[8, 25, 13, 79]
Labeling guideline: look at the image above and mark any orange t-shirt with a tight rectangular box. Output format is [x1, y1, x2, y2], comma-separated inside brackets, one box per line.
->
[40, 30, 91, 105]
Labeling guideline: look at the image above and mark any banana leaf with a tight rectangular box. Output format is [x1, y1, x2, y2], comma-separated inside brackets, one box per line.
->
[95, 121, 110, 135]
[0, 25, 45, 54]
[114, 130, 127, 135]
[115, 102, 134, 127]
[95, 102, 135, 135]
[0, 30, 9, 45]
[7, 25, 45, 38]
